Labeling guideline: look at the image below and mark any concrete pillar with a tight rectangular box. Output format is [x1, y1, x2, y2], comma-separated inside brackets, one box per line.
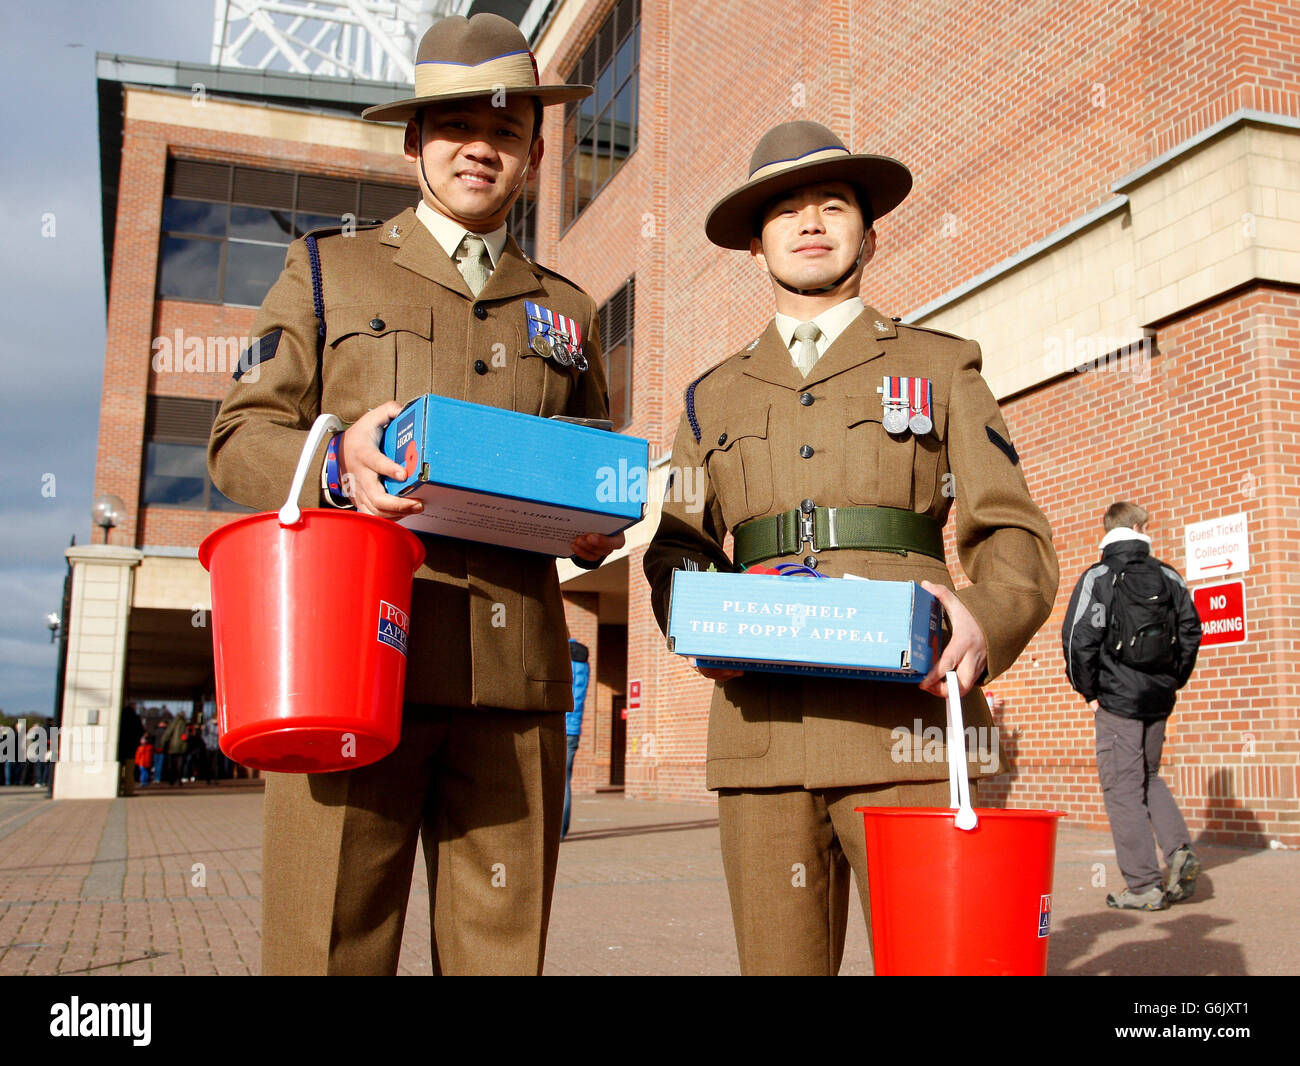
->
[53, 545, 142, 800]
[563, 592, 601, 791]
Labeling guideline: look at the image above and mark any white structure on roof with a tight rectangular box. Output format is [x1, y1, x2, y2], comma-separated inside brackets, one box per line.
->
[210, 0, 464, 82]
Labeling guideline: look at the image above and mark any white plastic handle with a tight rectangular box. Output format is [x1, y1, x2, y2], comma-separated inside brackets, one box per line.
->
[945, 670, 979, 831]
[278, 413, 344, 527]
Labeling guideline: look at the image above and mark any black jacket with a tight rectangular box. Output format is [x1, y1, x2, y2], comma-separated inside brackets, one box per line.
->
[1061, 534, 1201, 720]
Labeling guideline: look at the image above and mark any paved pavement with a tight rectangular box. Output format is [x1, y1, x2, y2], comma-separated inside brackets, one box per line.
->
[1, 782, 1296, 976]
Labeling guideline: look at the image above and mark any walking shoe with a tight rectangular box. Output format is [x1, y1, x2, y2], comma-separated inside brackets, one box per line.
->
[1106, 885, 1169, 911]
[1165, 846, 1200, 903]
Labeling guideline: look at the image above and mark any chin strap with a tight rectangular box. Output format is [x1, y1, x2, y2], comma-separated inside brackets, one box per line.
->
[771, 235, 867, 296]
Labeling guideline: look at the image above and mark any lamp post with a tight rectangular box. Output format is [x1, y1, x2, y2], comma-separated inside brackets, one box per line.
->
[90, 494, 127, 544]
[48, 535, 75, 798]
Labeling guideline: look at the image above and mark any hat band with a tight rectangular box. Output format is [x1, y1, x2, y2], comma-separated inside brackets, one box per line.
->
[747, 147, 851, 184]
[413, 50, 540, 99]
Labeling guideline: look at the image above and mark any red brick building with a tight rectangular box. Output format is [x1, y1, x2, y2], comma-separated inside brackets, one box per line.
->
[73, 1, 1298, 848]
[535, 0, 1300, 847]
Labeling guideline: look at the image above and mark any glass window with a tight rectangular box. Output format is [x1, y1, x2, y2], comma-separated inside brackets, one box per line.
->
[157, 238, 221, 302]
[142, 442, 206, 508]
[159, 161, 417, 307]
[228, 205, 295, 243]
[562, 0, 640, 229]
[598, 277, 635, 429]
[143, 398, 255, 513]
[293, 212, 344, 238]
[162, 197, 226, 236]
[224, 243, 290, 308]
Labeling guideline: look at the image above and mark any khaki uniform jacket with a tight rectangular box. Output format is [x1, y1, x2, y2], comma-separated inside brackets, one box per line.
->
[643, 308, 1058, 790]
[209, 207, 608, 713]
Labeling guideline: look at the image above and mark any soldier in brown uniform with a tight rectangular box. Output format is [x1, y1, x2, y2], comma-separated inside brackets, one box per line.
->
[209, 14, 621, 975]
[643, 121, 1059, 975]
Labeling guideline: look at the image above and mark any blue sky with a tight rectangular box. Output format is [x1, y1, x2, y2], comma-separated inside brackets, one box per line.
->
[0, 2, 213, 716]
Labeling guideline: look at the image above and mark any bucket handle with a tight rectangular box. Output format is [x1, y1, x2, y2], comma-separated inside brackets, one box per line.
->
[278, 413, 345, 527]
[945, 670, 979, 831]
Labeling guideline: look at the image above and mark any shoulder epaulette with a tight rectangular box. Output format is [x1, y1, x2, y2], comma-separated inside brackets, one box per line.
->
[529, 258, 588, 294]
[301, 217, 382, 240]
[897, 321, 968, 343]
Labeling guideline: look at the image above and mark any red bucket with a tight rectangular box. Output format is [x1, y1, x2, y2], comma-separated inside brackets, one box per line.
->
[199, 415, 425, 774]
[855, 805, 1064, 975]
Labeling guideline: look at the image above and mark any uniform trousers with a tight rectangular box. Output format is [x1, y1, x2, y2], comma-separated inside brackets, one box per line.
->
[1094, 707, 1191, 893]
[261, 704, 565, 975]
[718, 779, 959, 976]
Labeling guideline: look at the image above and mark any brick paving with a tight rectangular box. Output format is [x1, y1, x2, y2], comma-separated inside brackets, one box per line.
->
[1, 783, 1296, 976]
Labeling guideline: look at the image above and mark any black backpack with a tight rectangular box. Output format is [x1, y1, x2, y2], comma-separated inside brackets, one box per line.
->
[1105, 557, 1178, 671]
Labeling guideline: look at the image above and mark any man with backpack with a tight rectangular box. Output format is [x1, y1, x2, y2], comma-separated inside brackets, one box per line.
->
[1063, 501, 1203, 911]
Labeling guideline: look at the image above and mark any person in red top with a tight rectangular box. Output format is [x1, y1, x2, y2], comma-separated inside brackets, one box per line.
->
[134, 735, 156, 787]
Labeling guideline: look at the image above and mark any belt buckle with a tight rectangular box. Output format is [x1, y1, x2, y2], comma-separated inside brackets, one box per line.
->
[799, 499, 820, 554]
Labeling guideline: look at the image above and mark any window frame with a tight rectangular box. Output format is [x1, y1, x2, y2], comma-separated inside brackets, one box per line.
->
[599, 276, 635, 430]
[560, 0, 641, 233]
[141, 396, 251, 514]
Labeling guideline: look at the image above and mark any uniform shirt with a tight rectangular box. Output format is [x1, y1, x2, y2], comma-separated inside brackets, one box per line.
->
[415, 199, 507, 271]
[774, 296, 864, 367]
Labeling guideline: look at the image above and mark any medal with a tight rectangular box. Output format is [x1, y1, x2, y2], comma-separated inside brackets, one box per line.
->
[880, 376, 910, 434]
[908, 377, 933, 435]
[549, 331, 573, 366]
[524, 300, 586, 372]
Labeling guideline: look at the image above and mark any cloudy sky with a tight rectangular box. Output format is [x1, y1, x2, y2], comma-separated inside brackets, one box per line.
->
[0, 2, 213, 716]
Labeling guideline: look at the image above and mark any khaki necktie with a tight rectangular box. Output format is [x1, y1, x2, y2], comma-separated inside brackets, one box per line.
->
[458, 233, 491, 296]
[793, 321, 822, 377]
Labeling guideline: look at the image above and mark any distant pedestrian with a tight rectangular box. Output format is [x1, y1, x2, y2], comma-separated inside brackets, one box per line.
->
[1063, 501, 1203, 911]
[117, 703, 144, 797]
[152, 718, 167, 783]
[135, 735, 155, 786]
[562, 640, 590, 839]
[160, 713, 189, 787]
[202, 713, 224, 780]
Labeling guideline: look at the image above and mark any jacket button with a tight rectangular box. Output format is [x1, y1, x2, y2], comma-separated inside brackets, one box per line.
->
[369, 317, 385, 331]
[473, 303, 488, 320]
[717, 432, 727, 446]
[799, 392, 814, 406]
[800, 444, 814, 459]
[473, 359, 488, 375]
[803, 556, 819, 569]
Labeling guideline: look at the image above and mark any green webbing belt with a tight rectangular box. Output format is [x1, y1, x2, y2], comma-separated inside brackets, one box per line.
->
[733, 505, 945, 568]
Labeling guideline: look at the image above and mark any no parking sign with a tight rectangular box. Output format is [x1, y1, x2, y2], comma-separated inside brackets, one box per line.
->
[1193, 580, 1246, 646]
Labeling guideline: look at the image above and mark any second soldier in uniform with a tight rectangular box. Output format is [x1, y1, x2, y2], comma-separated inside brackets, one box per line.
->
[644, 121, 1059, 975]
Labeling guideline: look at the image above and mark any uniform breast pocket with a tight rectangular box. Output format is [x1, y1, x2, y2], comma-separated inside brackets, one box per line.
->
[701, 405, 773, 529]
[324, 305, 433, 412]
[843, 396, 948, 511]
[515, 335, 578, 417]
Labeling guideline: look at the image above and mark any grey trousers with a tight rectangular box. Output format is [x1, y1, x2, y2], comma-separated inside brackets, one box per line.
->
[1094, 707, 1191, 892]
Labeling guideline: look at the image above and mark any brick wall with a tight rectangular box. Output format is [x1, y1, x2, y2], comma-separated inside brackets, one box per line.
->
[980, 284, 1300, 846]
[541, 0, 1300, 839]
